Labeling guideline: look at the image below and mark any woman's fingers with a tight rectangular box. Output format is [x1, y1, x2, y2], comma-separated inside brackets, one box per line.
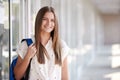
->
[27, 44, 37, 58]
[29, 43, 34, 47]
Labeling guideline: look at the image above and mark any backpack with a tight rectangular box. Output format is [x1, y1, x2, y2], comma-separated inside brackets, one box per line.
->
[10, 38, 33, 80]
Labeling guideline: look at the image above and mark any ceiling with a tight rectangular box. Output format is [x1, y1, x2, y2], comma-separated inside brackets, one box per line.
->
[90, 0, 120, 14]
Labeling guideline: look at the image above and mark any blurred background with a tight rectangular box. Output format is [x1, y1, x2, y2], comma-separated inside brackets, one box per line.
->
[0, 0, 120, 80]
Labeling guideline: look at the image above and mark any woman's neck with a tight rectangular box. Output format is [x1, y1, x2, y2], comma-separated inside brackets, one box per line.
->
[40, 32, 51, 46]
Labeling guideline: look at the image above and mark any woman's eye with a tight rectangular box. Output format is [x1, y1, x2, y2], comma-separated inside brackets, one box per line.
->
[42, 18, 46, 20]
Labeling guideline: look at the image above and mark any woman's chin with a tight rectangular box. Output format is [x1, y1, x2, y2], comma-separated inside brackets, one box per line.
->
[44, 29, 53, 33]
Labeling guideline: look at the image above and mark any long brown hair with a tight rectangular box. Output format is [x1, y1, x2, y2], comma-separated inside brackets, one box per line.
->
[35, 6, 62, 65]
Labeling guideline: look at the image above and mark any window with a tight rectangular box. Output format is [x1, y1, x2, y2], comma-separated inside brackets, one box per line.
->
[0, 0, 9, 79]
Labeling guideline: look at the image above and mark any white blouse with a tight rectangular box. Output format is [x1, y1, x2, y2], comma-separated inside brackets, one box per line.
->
[16, 37, 69, 80]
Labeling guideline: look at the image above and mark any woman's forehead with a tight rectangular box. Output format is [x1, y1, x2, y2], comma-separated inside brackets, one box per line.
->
[43, 12, 54, 18]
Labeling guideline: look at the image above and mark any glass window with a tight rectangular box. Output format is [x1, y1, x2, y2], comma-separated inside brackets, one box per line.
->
[0, 0, 9, 79]
[10, 0, 20, 61]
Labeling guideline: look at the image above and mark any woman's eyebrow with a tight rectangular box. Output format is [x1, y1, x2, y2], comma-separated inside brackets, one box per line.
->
[42, 17, 47, 18]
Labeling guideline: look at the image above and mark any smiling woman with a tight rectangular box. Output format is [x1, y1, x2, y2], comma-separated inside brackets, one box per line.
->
[13, 6, 70, 80]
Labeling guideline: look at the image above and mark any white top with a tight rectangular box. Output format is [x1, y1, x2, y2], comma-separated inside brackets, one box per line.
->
[16, 37, 70, 80]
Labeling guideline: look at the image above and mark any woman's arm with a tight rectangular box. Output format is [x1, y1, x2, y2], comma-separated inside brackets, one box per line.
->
[14, 44, 36, 80]
[62, 57, 69, 80]
[14, 55, 31, 80]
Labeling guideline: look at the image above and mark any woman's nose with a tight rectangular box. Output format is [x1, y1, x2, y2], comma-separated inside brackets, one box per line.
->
[47, 20, 51, 26]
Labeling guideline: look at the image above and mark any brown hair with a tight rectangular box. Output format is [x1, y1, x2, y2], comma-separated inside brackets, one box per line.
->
[35, 6, 62, 65]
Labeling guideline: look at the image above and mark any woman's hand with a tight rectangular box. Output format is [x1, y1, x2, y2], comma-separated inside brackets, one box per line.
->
[26, 44, 37, 59]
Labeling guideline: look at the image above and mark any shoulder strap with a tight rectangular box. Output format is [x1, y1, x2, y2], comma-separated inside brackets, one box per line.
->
[24, 60, 31, 80]
[21, 38, 33, 46]
[10, 38, 33, 80]
[21, 38, 33, 80]
[10, 58, 17, 80]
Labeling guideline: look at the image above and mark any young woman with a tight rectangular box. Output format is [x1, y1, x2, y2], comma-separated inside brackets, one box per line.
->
[14, 6, 69, 80]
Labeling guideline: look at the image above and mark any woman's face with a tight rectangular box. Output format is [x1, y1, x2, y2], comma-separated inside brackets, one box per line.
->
[41, 12, 55, 33]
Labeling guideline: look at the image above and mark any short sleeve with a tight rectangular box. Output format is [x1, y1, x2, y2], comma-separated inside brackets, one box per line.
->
[61, 40, 70, 62]
[16, 41, 28, 59]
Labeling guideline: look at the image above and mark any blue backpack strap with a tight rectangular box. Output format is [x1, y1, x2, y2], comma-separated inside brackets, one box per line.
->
[21, 38, 33, 46]
[10, 38, 33, 80]
[10, 58, 17, 80]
